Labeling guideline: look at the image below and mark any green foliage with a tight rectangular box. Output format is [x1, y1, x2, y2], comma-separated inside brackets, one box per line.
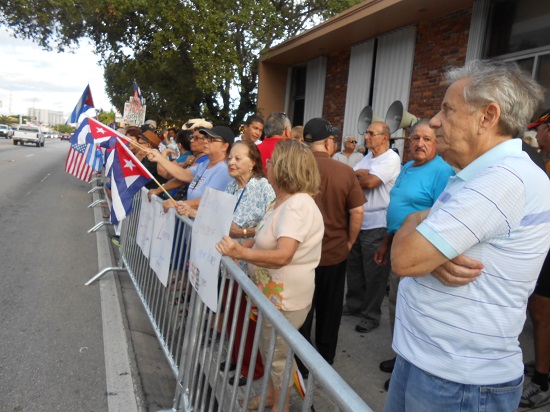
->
[97, 108, 115, 125]
[0, 0, 362, 131]
[0, 115, 17, 124]
[55, 124, 75, 133]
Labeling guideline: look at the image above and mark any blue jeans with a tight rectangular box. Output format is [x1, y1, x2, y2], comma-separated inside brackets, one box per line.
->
[384, 356, 523, 412]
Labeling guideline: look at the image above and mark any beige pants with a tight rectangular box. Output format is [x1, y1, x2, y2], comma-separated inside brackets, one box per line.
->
[259, 305, 310, 389]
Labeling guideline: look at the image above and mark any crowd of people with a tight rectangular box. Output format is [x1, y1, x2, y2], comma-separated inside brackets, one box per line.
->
[112, 60, 550, 412]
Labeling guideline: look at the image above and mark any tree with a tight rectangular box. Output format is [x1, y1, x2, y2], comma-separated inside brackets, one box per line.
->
[0, 0, 361, 131]
[97, 108, 115, 125]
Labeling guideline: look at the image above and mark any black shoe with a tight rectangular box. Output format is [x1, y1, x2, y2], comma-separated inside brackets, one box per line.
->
[229, 374, 247, 386]
[111, 235, 121, 247]
[355, 320, 379, 333]
[384, 378, 391, 391]
[220, 361, 236, 372]
[379, 357, 396, 373]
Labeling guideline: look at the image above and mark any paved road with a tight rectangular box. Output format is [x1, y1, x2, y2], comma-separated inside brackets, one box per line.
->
[0, 138, 111, 411]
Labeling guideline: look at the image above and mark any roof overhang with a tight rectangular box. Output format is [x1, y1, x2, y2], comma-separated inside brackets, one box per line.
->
[262, 0, 473, 66]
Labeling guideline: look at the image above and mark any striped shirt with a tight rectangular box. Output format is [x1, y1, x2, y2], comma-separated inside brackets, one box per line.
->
[394, 138, 550, 385]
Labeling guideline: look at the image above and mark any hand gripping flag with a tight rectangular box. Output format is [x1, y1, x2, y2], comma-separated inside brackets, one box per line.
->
[109, 137, 153, 225]
[66, 85, 95, 124]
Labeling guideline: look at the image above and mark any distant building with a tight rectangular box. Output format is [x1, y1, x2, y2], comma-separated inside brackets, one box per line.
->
[27, 108, 64, 126]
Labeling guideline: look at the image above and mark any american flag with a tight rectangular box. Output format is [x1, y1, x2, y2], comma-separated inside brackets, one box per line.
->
[65, 142, 95, 182]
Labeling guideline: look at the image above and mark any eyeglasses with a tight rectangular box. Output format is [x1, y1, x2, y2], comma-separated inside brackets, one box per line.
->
[347, 140, 357, 144]
[191, 136, 205, 141]
[365, 131, 384, 137]
[205, 137, 224, 143]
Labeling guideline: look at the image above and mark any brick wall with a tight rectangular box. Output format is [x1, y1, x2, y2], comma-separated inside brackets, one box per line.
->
[404, 8, 471, 161]
[322, 49, 350, 147]
[409, 8, 471, 119]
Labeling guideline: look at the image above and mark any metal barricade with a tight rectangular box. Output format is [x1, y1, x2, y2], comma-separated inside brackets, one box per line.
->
[92, 185, 373, 412]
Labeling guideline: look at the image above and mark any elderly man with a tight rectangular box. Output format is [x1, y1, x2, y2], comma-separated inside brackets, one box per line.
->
[373, 120, 455, 389]
[296, 118, 365, 374]
[386, 61, 550, 412]
[333, 135, 364, 167]
[257, 112, 292, 172]
[343, 122, 401, 334]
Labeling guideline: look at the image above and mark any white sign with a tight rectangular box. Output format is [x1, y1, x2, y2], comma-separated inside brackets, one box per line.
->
[136, 189, 155, 254]
[149, 202, 175, 286]
[136, 189, 176, 286]
[122, 97, 146, 126]
[189, 188, 237, 312]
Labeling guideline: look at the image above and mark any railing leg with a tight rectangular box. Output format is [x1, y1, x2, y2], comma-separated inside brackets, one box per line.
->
[88, 199, 107, 208]
[85, 266, 127, 286]
[87, 221, 112, 233]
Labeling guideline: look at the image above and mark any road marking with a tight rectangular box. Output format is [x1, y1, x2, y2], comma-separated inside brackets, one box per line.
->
[40, 174, 51, 183]
[25, 154, 35, 158]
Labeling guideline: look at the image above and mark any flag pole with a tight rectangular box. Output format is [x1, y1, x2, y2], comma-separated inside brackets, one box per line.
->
[149, 175, 176, 202]
[114, 135, 176, 202]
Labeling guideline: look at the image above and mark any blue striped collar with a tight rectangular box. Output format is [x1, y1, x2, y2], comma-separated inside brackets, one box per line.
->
[456, 138, 521, 181]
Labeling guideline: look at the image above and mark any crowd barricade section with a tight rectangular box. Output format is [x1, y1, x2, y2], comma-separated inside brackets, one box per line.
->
[100, 185, 373, 412]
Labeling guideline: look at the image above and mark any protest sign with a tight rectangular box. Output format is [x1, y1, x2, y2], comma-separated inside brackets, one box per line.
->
[189, 188, 236, 312]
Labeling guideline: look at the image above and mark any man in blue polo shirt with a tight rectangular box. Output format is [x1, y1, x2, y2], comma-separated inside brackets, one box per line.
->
[386, 61, 550, 412]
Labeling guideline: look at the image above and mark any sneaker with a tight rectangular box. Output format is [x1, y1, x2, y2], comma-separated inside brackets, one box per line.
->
[111, 235, 121, 247]
[519, 380, 550, 408]
[355, 320, 379, 333]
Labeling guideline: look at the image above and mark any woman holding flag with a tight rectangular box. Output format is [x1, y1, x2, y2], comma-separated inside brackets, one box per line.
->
[146, 125, 233, 212]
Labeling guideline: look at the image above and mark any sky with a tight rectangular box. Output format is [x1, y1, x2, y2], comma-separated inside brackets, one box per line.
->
[0, 30, 114, 119]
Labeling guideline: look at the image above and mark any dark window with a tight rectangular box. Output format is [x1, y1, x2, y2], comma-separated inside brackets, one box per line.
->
[485, 0, 550, 57]
[288, 66, 307, 126]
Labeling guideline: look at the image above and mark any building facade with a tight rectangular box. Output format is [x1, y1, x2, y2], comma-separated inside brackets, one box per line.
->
[27, 108, 64, 127]
[257, 0, 550, 158]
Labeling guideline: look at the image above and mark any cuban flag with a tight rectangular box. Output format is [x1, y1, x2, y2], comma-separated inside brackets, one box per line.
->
[133, 81, 143, 109]
[66, 85, 95, 124]
[109, 137, 153, 225]
[69, 117, 118, 172]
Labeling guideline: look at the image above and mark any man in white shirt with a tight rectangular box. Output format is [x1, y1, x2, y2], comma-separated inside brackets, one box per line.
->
[343, 122, 401, 334]
[386, 60, 550, 412]
[333, 136, 364, 167]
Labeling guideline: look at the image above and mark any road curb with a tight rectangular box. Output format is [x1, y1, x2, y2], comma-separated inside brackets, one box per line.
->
[91, 188, 146, 412]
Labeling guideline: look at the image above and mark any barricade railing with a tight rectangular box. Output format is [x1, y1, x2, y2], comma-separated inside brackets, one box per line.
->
[89, 181, 373, 412]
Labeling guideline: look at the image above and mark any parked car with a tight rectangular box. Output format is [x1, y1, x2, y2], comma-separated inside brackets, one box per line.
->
[0, 124, 14, 139]
[13, 125, 45, 147]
